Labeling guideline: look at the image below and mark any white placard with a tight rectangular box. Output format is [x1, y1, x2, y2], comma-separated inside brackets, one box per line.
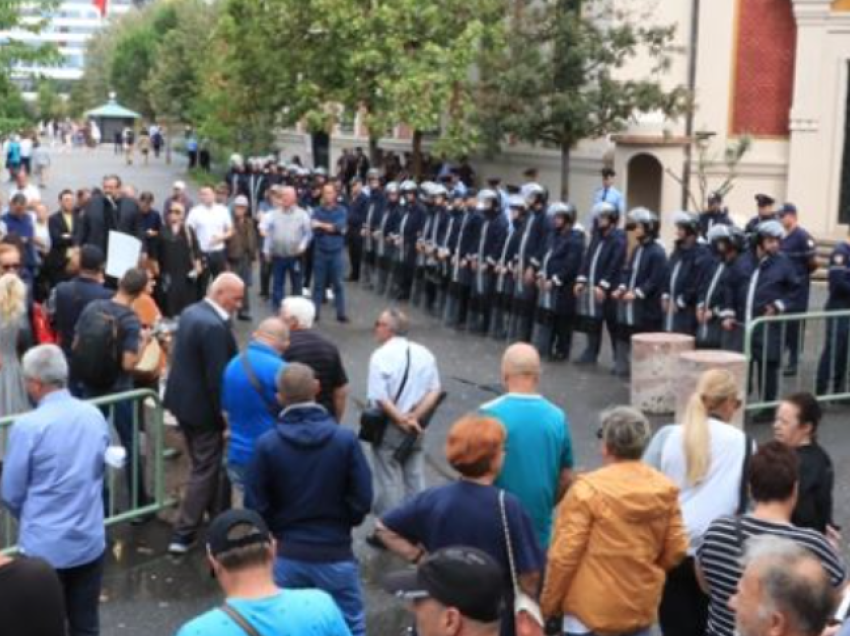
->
[105, 230, 142, 279]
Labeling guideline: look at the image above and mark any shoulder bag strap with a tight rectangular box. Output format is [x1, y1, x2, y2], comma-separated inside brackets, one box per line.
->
[393, 346, 412, 404]
[220, 603, 263, 636]
[499, 489, 521, 595]
[240, 353, 279, 416]
[737, 434, 754, 516]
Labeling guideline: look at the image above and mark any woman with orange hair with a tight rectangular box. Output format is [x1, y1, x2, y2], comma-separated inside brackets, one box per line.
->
[376, 414, 543, 636]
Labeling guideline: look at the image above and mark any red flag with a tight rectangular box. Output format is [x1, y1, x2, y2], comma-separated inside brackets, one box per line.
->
[93, 0, 107, 17]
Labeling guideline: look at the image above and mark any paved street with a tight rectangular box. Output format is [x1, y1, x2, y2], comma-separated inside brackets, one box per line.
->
[21, 146, 850, 635]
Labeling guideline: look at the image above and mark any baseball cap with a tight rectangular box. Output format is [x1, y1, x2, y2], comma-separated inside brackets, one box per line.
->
[173, 180, 186, 191]
[382, 547, 504, 622]
[233, 195, 250, 207]
[778, 202, 798, 216]
[206, 510, 272, 558]
[707, 191, 722, 204]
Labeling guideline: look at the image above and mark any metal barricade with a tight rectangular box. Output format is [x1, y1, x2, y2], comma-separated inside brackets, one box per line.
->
[0, 389, 176, 553]
[744, 309, 850, 413]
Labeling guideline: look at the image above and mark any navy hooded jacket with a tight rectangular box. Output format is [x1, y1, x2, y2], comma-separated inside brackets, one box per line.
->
[246, 403, 373, 562]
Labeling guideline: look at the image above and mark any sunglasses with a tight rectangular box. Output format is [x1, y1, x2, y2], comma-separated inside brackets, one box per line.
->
[1, 263, 21, 272]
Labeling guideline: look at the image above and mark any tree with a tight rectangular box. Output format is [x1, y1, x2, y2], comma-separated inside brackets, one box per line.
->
[35, 77, 64, 121]
[0, 0, 58, 132]
[482, 0, 690, 199]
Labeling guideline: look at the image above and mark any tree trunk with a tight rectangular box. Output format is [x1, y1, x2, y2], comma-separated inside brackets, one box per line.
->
[369, 136, 380, 167]
[560, 138, 571, 201]
[412, 129, 423, 180]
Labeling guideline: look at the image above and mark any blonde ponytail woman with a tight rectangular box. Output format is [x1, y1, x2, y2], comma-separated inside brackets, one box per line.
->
[643, 368, 753, 636]
[0, 272, 30, 416]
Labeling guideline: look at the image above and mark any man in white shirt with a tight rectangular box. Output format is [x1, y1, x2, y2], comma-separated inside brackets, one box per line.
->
[261, 186, 312, 309]
[19, 135, 33, 174]
[187, 186, 233, 292]
[366, 308, 441, 521]
[8, 170, 41, 206]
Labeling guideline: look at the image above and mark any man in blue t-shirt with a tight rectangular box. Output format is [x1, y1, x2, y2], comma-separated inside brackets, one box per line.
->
[176, 509, 350, 636]
[480, 343, 574, 548]
[222, 317, 289, 496]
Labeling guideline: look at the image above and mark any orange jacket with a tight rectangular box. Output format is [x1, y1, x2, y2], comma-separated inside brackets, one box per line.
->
[540, 461, 688, 635]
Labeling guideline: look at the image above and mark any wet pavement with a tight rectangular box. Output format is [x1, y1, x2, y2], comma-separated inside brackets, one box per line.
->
[27, 146, 850, 635]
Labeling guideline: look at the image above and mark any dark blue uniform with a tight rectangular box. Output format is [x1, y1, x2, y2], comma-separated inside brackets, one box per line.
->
[617, 240, 668, 335]
[377, 200, 403, 295]
[444, 208, 482, 328]
[817, 242, 850, 395]
[696, 252, 729, 348]
[727, 252, 799, 402]
[780, 226, 816, 370]
[509, 208, 549, 342]
[361, 190, 386, 288]
[533, 227, 585, 359]
[490, 219, 523, 340]
[468, 212, 508, 334]
[347, 190, 370, 282]
[575, 227, 627, 364]
[698, 210, 733, 238]
[663, 242, 713, 335]
[393, 202, 426, 300]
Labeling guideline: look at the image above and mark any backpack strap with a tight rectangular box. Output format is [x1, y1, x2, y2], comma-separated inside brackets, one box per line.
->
[220, 603, 262, 636]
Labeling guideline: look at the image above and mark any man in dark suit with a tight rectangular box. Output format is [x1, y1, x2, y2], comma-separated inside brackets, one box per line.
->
[165, 272, 244, 554]
[78, 175, 121, 255]
[45, 189, 80, 287]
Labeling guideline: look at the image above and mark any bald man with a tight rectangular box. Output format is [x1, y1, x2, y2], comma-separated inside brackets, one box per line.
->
[480, 343, 574, 547]
[165, 273, 244, 554]
[222, 317, 290, 499]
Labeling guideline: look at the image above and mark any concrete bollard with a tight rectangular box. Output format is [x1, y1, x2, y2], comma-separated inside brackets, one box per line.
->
[631, 333, 696, 415]
[674, 349, 749, 429]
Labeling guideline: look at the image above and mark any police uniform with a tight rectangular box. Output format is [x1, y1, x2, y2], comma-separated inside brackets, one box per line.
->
[816, 241, 850, 395]
[468, 207, 508, 334]
[360, 188, 386, 289]
[412, 200, 438, 307]
[377, 195, 403, 296]
[575, 226, 627, 365]
[347, 188, 370, 282]
[614, 236, 667, 376]
[444, 204, 482, 328]
[507, 205, 548, 342]
[698, 209, 733, 239]
[533, 224, 585, 359]
[392, 198, 425, 301]
[663, 241, 713, 335]
[490, 216, 524, 340]
[779, 223, 816, 372]
[423, 203, 449, 315]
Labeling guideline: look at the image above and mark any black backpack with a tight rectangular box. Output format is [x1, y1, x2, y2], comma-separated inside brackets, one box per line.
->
[72, 300, 123, 390]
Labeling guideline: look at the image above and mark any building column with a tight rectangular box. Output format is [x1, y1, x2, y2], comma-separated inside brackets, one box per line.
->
[786, 0, 834, 235]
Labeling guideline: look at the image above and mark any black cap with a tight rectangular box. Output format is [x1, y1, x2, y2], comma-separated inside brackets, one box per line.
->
[206, 510, 272, 557]
[382, 547, 504, 623]
[79, 245, 105, 271]
[707, 191, 722, 204]
[778, 202, 798, 216]
[755, 193, 775, 207]
[601, 167, 616, 178]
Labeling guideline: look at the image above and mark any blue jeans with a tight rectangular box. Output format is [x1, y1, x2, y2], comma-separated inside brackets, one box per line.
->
[271, 256, 302, 309]
[57, 552, 105, 636]
[312, 250, 346, 319]
[273, 556, 364, 636]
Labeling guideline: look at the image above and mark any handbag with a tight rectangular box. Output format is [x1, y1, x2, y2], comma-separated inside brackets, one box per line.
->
[359, 346, 410, 446]
[499, 490, 545, 636]
[32, 302, 57, 344]
[240, 353, 280, 417]
[220, 603, 261, 636]
[134, 337, 163, 381]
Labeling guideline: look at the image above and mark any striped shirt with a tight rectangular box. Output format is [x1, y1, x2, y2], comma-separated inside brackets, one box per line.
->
[697, 515, 846, 636]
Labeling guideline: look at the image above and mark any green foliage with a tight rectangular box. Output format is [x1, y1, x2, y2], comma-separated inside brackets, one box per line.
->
[480, 0, 689, 195]
[35, 77, 65, 120]
[0, 74, 32, 135]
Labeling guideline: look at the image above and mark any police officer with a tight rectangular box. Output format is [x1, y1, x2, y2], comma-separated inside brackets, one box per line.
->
[574, 202, 627, 367]
[723, 220, 799, 420]
[360, 169, 386, 289]
[816, 229, 850, 396]
[422, 185, 450, 315]
[508, 183, 549, 342]
[490, 196, 526, 340]
[376, 182, 402, 296]
[699, 191, 734, 238]
[392, 180, 425, 300]
[346, 177, 369, 282]
[444, 190, 482, 329]
[468, 189, 507, 334]
[533, 202, 585, 360]
[778, 202, 817, 376]
[663, 211, 713, 335]
[611, 208, 667, 378]
[696, 225, 747, 349]
[744, 193, 778, 235]
[412, 182, 438, 307]
[433, 192, 464, 317]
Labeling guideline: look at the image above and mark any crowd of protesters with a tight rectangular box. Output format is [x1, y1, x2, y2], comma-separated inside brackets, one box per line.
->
[0, 139, 847, 636]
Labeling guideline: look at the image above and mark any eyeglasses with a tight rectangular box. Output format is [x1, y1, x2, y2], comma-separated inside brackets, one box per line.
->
[596, 428, 604, 440]
[374, 320, 389, 329]
[1, 263, 21, 272]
